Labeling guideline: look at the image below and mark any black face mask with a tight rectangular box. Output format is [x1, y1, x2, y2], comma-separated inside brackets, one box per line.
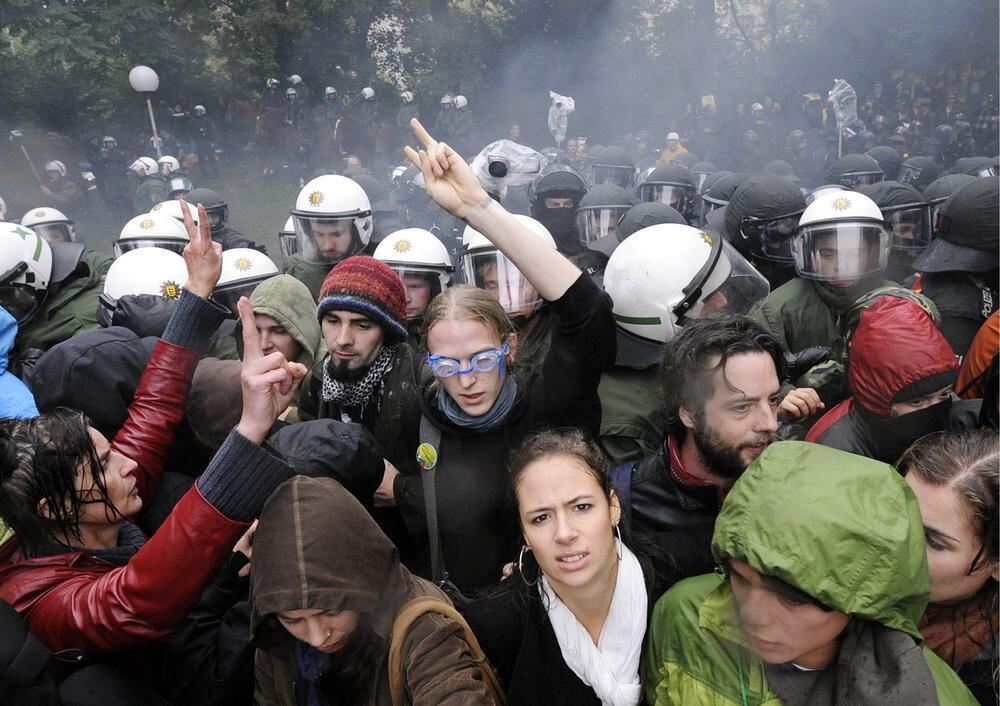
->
[538, 207, 576, 236]
[859, 398, 953, 464]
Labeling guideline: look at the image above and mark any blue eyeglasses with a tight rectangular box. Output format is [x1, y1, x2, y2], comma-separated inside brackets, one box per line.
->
[427, 341, 509, 378]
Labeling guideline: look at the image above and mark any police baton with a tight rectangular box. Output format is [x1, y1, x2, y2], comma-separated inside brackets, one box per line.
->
[9, 130, 42, 184]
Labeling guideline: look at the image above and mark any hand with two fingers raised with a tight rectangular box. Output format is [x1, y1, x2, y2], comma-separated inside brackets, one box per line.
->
[234, 297, 308, 444]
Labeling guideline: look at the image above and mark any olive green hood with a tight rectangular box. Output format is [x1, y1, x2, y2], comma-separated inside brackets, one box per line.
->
[250, 274, 323, 369]
[712, 441, 929, 641]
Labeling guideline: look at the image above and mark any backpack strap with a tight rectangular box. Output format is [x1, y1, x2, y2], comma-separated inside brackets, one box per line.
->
[387, 596, 506, 706]
[418, 414, 446, 585]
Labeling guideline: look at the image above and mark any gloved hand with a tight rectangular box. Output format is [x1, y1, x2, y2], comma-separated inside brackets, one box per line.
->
[784, 345, 832, 380]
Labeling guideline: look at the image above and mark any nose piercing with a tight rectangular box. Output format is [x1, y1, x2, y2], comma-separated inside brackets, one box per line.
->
[326, 629, 332, 638]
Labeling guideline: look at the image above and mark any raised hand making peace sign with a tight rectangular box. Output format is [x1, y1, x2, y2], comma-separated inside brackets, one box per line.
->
[403, 118, 492, 222]
[179, 200, 222, 299]
[234, 296, 308, 444]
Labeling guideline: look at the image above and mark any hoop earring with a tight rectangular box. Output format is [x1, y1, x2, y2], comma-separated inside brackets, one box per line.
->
[518, 545, 538, 587]
[614, 524, 623, 560]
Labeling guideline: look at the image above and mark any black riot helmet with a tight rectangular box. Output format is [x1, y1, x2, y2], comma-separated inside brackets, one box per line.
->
[725, 174, 806, 264]
[575, 184, 637, 252]
[859, 181, 932, 252]
[591, 146, 636, 190]
[528, 163, 588, 247]
[186, 187, 228, 233]
[898, 156, 940, 191]
[823, 153, 884, 189]
[638, 164, 696, 219]
[867, 146, 904, 182]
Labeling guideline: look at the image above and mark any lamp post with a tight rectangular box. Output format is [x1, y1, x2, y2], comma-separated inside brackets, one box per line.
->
[129, 65, 162, 158]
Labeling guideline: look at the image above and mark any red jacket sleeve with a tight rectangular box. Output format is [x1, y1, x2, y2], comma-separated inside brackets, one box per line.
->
[25, 487, 248, 654]
[111, 339, 199, 502]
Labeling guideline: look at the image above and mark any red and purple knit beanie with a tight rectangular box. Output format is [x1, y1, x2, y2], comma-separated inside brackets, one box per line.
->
[316, 256, 408, 343]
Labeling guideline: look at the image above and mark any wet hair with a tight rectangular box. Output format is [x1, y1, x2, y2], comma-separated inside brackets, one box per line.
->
[898, 430, 999, 578]
[659, 315, 785, 436]
[421, 285, 515, 347]
[0, 410, 110, 553]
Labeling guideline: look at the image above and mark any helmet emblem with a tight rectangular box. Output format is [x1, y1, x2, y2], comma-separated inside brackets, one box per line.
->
[140, 218, 155, 230]
[234, 257, 253, 272]
[832, 196, 852, 211]
[393, 239, 412, 254]
[151, 203, 162, 211]
[700, 232, 713, 246]
[34, 210, 46, 217]
[160, 280, 182, 299]
[308, 191, 324, 206]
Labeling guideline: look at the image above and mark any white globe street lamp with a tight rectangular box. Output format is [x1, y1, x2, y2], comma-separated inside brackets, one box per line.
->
[129, 65, 163, 158]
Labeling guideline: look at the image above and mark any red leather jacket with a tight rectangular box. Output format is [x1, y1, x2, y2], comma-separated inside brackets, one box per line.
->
[0, 338, 249, 656]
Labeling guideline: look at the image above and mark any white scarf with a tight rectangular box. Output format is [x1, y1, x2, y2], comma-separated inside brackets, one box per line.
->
[539, 542, 647, 706]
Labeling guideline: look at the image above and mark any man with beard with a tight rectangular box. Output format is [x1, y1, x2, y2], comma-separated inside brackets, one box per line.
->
[297, 255, 424, 565]
[611, 315, 786, 582]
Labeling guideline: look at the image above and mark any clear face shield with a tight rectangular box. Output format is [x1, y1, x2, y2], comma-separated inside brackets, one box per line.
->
[391, 266, 446, 321]
[211, 277, 272, 318]
[592, 164, 635, 190]
[293, 215, 360, 264]
[463, 249, 540, 319]
[699, 196, 725, 228]
[0, 285, 44, 324]
[575, 207, 628, 247]
[33, 222, 75, 244]
[884, 203, 932, 251]
[837, 171, 883, 189]
[168, 177, 193, 198]
[675, 241, 771, 323]
[792, 222, 890, 283]
[638, 183, 695, 217]
[740, 210, 803, 263]
[693, 172, 711, 193]
[113, 238, 187, 258]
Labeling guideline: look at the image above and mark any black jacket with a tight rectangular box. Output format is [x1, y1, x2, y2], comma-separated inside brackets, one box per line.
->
[617, 438, 721, 583]
[395, 274, 616, 592]
[464, 588, 604, 706]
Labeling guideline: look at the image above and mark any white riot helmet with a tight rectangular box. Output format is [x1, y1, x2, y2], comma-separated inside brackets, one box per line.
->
[604, 225, 770, 345]
[266, 78, 279, 89]
[20, 207, 75, 243]
[99, 247, 187, 327]
[462, 214, 556, 318]
[158, 155, 181, 176]
[286, 87, 297, 99]
[102, 136, 117, 149]
[288, 175, 373, 264]
[130, 157, 159, 177]
[212, 248, 280, 316]
[400, 91, 414, 103]
[194, 105, 207, 116]
[440, 94, 454, 106]
[0, 223, 53, 323]
[361, 87, 376, 101]
[150, 199, 201, 228]
[791, 192, 890, 282]
[374, 229, 454, 321]
[115, 213, 190, 257]
[454, 95, 468, 109]
[325, 86, 337, 97]
[288, 74, 303, 85]
[44, 160, 67, 178]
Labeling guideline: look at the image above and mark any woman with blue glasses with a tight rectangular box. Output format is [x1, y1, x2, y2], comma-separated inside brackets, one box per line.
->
[378, 120, 616, 595]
